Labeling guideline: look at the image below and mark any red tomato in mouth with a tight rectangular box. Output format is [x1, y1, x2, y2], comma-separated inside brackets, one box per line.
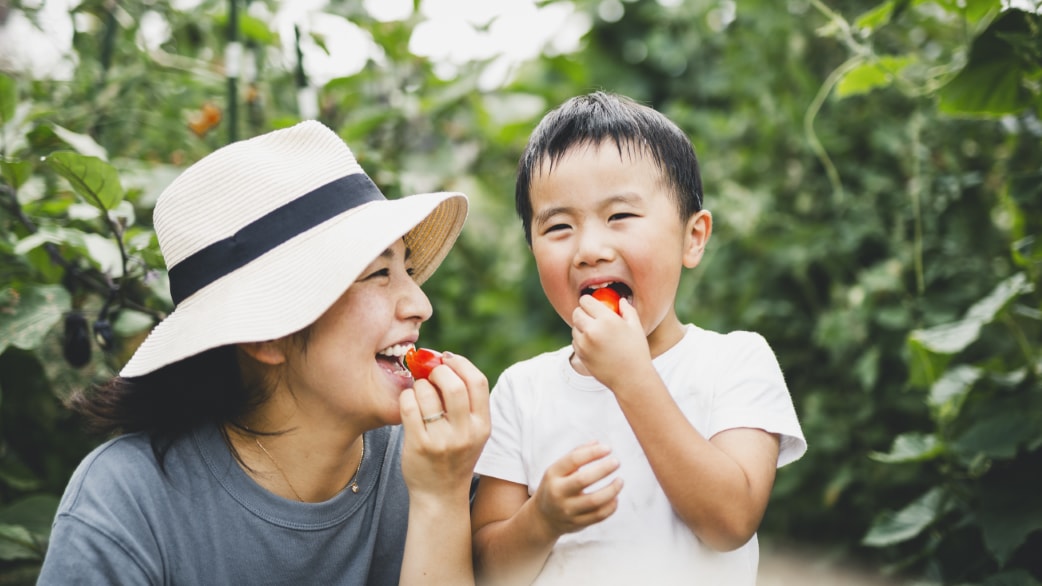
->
[590, 287, 622, 315]
[404, 347, 443, 380]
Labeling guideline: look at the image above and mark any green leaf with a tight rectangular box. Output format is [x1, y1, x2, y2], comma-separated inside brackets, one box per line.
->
[928, 364, 981, 422]
[907, 335, 953, 388]
[0, 73, 15, 126]
[979, 482, 1042, 565]
[870, 432, 943, 463]
[50, 123, 109, 159]
[0, 158, 33, 191]
[862, 487, 945, 547]
[0, 495, 56, 561]
[910, 273, 1031, 356]
[939, 9, 1040, 117]
[952, 409, 1042, 460]
[0, 524, 40, 561]
[854, 2, 896, 33]
[0, 285, 71, 355]
[836, 56, 913, 98]
[44, 150, 125, 211]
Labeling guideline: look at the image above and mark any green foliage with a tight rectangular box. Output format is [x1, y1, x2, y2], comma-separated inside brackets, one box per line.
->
[1, 0, 1040, 583]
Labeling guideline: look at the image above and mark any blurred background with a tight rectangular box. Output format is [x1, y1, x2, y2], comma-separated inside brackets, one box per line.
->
[1, 0, 1040, 584]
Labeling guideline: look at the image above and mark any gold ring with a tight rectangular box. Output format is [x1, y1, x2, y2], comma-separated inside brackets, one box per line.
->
[422, 411, 446, 423]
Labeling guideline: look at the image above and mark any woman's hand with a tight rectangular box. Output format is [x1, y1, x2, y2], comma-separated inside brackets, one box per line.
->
[399, 351, 490, 501]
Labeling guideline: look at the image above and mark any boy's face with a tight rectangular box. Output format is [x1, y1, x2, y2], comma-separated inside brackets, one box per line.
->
[528, 142, 710, 352]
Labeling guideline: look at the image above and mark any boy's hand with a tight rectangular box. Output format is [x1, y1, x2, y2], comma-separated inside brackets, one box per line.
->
[571, 296, 652, 391]
[531, 442, 622, 538]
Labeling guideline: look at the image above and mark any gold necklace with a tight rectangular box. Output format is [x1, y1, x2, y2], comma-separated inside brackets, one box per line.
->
[253, 435, 365, 501]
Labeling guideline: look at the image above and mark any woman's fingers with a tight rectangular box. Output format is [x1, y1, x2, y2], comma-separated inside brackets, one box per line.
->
[411, 377, 448, 427]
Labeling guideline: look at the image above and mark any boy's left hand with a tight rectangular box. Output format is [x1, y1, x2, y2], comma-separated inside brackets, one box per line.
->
[571, 296, 652, 391]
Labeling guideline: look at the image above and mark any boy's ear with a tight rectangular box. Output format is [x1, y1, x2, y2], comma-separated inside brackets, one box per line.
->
[682, 210, 712, 269]
[238, 340, 288, 366]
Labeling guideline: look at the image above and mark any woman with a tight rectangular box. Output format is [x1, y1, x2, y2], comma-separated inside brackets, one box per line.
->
[38, 121, 490, 585]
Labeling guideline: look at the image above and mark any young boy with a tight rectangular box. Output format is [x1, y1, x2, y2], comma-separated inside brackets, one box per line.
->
[471, 92, 806, 585]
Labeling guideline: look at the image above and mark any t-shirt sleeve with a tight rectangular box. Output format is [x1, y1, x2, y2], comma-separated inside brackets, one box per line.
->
[38, 514, 154, 585]
[709, 331, 807, 468]
[474, 367, 529, 486]
[37, 445, 160, 585]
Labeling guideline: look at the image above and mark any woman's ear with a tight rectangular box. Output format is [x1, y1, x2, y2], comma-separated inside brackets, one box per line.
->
[238, 340, 287, 366]
[682, 210, 713, 269]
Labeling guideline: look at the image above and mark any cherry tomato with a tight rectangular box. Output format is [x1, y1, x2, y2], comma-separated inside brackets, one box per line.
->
[590, 287, 621, 315]
[404, 347, 443, 380]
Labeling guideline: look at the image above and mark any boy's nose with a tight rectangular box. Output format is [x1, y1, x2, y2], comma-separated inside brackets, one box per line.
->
[573, 227, 616, 267]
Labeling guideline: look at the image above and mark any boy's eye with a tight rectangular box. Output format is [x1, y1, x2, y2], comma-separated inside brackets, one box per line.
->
[544, 223, 570, 233]
[609, 212, 636, 221]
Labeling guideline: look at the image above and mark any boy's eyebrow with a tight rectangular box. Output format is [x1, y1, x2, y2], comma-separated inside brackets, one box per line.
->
[533, 205, 573, 226]
[532, 194, 642, 226]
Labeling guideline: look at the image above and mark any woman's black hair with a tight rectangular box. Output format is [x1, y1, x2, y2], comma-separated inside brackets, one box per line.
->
[515, 91, 704, 244]
[67, 345, 266, 466]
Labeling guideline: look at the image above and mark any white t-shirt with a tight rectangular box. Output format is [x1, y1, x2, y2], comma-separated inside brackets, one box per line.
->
[475, 325, 807, 585]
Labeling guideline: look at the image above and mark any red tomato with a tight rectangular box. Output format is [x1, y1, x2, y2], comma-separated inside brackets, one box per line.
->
[590, 287, 621, 315]
[404, 347, 443, 380]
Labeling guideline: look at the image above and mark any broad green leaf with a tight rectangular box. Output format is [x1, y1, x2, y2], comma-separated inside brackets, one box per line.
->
[0, 457, 40, 492]
[836, 56, 912, 98]
[854, 2, 895, 32]
[0, 497, 57, 561]
[44, 150, 125, 211]
[50, 123, 109, 160]
[953, 409, 1042, 460]
[0, 73, 14, 125]
[928, 364, 981, 422]
[910, 273, 1031, 356]
[0, 285, 71, 355]
[0, 158, 32, 190]
[907, 335, 953, 388]
[979, 483, 1042, 565]
[0, 524, 39, 561]
[0, 495, 59, 537]
[870, 432, 943, 463]
[862, 487, 945, 547]
[939, 10, 1039, 116]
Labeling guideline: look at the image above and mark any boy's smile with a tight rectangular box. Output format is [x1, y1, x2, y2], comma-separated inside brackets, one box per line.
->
[528, 140, 710, 357]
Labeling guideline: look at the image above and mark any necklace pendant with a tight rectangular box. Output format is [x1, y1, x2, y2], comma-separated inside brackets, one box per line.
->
[350, 483, 360, 494]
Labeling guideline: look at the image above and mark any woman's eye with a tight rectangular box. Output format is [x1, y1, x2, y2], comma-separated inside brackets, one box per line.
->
[365, 268, 391, 280]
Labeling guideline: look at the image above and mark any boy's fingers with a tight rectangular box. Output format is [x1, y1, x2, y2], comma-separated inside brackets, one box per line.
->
[548, 442, 612, 478]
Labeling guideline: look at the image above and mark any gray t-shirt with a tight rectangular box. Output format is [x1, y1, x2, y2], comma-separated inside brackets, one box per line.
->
[38, 423, 409, 585]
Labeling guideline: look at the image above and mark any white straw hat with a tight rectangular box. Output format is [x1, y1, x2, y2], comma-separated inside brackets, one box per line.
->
[120, 120, 468, 378]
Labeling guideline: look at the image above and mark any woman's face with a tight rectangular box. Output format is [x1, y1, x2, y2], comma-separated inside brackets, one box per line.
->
[274, 238, 433, 428]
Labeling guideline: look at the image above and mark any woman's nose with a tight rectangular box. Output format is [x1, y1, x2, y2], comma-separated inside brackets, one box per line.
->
[399, 276, 433, 322]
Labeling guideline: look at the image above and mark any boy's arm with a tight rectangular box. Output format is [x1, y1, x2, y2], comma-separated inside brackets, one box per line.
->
[471, 477, 555, 586]
[613, 374, 779, 551]
[572, 297, 781, 551]
[471, 444, 622, 586]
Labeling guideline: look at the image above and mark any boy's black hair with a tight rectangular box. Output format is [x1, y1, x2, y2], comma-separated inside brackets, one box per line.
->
[515, 91, 704, 244]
